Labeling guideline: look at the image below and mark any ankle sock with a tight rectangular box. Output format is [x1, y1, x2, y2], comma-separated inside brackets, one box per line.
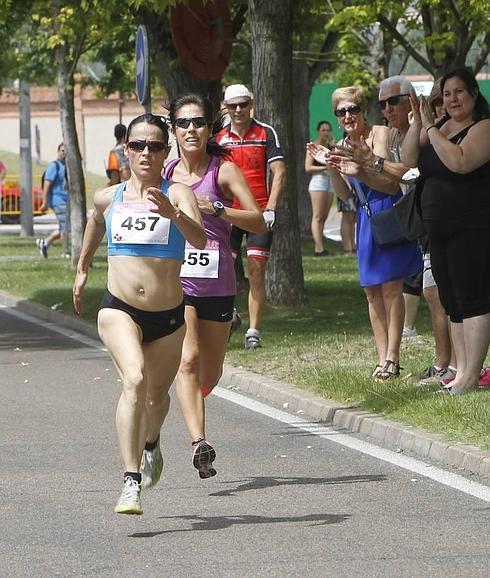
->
[144, 436, 159, 452]
[124, 471, 141, 484]
[246, 328, 260, 337]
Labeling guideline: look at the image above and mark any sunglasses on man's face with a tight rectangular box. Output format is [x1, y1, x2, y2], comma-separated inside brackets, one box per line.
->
[127, 140, 167, 153]
[377, 94, 410, 109]
[334, 105, 361, 118]
[174, 116, 208, 129]
[226, 100, 251, 110]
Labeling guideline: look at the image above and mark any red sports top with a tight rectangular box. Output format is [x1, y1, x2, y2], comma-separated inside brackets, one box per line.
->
[215, 118, 284, 209]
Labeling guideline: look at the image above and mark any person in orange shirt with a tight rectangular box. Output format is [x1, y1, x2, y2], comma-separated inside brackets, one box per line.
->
[106, 124, 130, 185]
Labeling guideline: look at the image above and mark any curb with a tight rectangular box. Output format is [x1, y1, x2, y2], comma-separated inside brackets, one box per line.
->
[2, 290, 489, 480]
[219, 367, 490, 480]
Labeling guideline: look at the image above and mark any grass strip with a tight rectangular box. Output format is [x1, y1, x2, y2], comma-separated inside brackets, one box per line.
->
[0, 234, 488, 449]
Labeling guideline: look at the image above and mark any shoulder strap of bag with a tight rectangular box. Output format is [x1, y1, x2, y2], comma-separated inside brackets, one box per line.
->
[350, 178, 371, 218]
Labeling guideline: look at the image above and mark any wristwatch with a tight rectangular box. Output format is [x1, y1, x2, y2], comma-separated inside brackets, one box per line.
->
[212, 200, 225, 217]
[373, 157, 385, 173]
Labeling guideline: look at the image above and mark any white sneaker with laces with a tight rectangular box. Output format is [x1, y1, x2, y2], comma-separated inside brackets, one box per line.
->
[114, 475, 142, 515]
[245, 329, 262, 349]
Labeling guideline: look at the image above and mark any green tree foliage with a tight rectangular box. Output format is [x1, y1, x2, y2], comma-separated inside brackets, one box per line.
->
[330, 0, 490, 81]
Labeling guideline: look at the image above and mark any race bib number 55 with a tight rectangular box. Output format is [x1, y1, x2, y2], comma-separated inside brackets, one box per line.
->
[180, 240, 219, 278]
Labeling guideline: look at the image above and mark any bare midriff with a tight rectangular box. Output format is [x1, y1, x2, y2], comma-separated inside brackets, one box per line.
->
[107, 256, 183, 311]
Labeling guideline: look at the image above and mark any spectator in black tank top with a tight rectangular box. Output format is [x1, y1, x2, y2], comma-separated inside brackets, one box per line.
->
[401, 68, 490, 394]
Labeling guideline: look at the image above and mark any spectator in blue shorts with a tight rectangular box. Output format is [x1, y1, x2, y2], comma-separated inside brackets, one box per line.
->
[36, 143, 68, 258]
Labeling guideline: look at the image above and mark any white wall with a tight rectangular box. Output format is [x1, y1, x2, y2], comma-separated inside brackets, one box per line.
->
[0, 113, 135, 176]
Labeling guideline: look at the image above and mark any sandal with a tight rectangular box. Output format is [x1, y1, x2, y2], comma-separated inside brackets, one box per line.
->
[371, 364, 383, 378]
[376, 359, 402, 381]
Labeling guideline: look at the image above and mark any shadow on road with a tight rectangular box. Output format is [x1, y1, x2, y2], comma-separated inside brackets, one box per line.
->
[208, 474, 387, 497]
[130, 512, 351, 538]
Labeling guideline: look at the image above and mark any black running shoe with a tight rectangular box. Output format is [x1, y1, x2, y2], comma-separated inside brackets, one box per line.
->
[192, 439, 217, 479]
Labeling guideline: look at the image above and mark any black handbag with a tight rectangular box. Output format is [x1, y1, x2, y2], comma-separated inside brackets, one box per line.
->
[393, 177, 427, 246]
[351, 179, 407, 248]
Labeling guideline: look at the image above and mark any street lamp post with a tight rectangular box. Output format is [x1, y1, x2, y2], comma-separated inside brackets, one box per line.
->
[19, 80, 34, 237]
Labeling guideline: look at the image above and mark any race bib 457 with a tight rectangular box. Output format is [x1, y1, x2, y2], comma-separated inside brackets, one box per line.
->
[111, 202, 170, 244]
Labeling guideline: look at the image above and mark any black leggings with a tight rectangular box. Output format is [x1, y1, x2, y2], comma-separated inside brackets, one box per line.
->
[428, 227, 490, 323]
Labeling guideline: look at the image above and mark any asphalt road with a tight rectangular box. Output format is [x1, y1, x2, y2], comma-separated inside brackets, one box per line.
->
[1, 306, 488, 578]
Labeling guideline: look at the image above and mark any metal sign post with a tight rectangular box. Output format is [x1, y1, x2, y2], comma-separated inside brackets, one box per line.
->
[135, 25, 151, 113]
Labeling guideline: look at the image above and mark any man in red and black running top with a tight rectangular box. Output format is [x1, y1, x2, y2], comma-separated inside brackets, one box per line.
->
[215, 84, 286, 349]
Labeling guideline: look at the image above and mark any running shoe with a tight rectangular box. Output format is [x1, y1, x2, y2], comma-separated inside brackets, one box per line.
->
[114, 476, 142, 515]
[192, 439, 217, 479]
[417, 365, 440, 381]
[140, 442, 164, 489]
[245, 329, 261, 350]
[419, 366, 457, 387]
[36, 238, 48, 259]
[402, 326, 417, 338]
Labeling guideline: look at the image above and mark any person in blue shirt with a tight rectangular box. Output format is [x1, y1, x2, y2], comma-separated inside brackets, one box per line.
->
[36, 143, 68, 258]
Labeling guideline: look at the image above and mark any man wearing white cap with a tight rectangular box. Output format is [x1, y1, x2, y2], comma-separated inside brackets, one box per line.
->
[216, 84, 286, 349]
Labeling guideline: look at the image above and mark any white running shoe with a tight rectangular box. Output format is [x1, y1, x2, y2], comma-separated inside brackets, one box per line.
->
[402, 326, 417, 338]
[36, 238, 48, 259]
[140, 443, 164, 489]
[245, 329, 262, 350]
[114, 476, 142, 515]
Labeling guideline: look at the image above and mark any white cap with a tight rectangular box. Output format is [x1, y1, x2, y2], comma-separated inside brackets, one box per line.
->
[224, 84, 251, 102]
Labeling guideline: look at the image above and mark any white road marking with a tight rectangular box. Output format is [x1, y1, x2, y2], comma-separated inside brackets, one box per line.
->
[3, 304, 489, 502]
[213, 387, 490, 503]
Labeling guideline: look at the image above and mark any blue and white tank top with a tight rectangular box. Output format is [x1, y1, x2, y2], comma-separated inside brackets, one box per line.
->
[106, 180, 185, 260]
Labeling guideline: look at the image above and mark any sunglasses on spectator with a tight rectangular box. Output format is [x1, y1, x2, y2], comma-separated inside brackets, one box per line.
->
[174, 116, 208, 129]
[127, 140, 167, 153]
[377, 94, 410, 109]
[334, 105, 361, 117]
[226, 100, 251, 110]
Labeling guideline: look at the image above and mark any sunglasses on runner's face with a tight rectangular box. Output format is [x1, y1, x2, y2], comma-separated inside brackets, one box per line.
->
[174, 117, 208, 129]
[226, 100, 251, 110]
[127, 140, 167, 153]
[334, 105, 361, 117]
[377, 94, 410, 109]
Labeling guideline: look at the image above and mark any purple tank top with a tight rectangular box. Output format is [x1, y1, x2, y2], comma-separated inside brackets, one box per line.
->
[165, 156, 236, 297]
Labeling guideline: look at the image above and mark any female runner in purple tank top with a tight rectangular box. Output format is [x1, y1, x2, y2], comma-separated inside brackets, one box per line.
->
[164, 94, 265, 479]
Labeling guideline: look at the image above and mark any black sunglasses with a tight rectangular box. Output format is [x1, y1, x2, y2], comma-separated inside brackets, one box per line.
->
[127, 140, 167, 153]
[226, 100, 251, 110]
[174, 116, 208, 129]
[334, 105, 361, 117]
[377, 94, 410, 109]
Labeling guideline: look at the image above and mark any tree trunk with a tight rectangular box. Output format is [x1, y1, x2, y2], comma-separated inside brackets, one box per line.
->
[55, 45, 87, 266]
[292, 59, 313, 238]
[249, 0, 305, 305]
